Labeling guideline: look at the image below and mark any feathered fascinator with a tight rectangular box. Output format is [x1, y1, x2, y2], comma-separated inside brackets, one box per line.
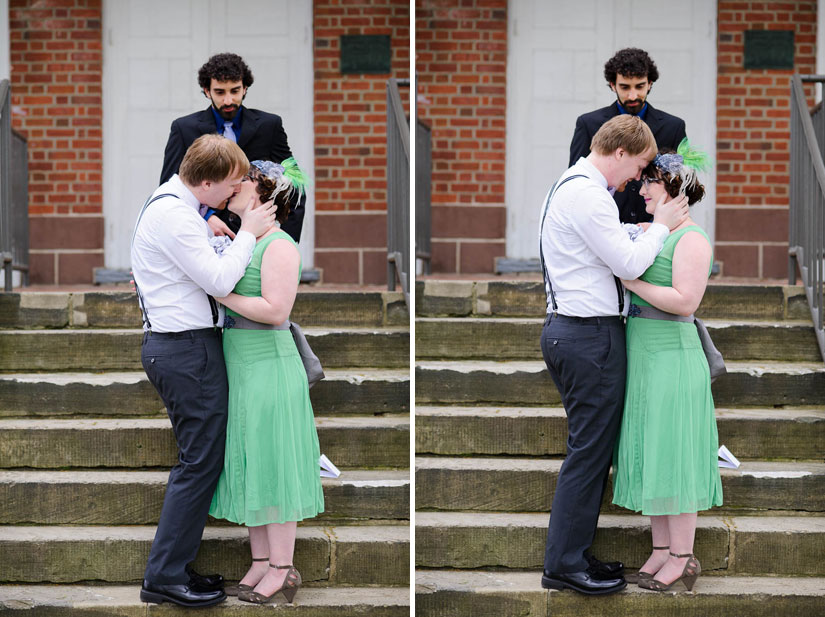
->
[653, 138, 712, 195]
[250, 157, 310, 202]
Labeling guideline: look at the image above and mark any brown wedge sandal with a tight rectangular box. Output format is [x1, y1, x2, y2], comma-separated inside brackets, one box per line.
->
[639, 552, 701, 592]
[626, 545, 669, 584]
[224, 557, 268, 596]
[238, 564, 302, 604]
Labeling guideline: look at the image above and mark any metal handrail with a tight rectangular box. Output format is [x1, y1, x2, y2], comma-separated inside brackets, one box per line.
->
[0, 79, 29, 291]
[789, 74, 825, 362]
[386, 78, 410, 308]
[415, 118, 432, 275]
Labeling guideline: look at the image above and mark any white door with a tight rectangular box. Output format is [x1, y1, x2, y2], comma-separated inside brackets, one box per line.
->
[102, 0, 313, 271]
[506, 0, 717, 259]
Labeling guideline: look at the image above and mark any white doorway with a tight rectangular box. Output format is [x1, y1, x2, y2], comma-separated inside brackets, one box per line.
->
[102, 0, 314, 271]
[506, 0, 717, 259]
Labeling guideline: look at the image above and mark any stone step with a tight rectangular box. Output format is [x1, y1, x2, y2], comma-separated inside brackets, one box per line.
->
[0, 416, 409, 470]
[415, 280, 810, 321]
[415, 406, 825, 460]
[415, 512, 825, 576]
[415, 360, 825, 407]
[0, 290, 408, 329]
[0, 470, 409, 524]
[0, 524, 409, 585]
[0, 369, 409, 417]
[0, 585, 410, 616]
[415, 457, 825, 513]
[416, 317, 821, 362]
[415, 570, 825, 617]
[0, 327, 410, 372]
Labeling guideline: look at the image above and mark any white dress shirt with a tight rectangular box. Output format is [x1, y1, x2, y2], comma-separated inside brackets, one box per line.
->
[131, 175, 256, 332]
[540, 157, 669, 317]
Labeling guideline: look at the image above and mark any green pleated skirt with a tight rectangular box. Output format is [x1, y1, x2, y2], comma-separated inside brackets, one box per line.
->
[209, 328, 325, 526]
[612, 316, 723, 515]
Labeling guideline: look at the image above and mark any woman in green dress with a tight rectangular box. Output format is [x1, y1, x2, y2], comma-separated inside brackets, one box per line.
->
[209, 158, 324, 604]
[612, 140, 723, 592]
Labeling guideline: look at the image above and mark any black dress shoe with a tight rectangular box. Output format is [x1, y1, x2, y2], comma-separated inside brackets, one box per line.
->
[185, 563, 224, 592]
[585, 552, 625, 577]
[140, 580, 226, 607]
[541, 569, 626, 595]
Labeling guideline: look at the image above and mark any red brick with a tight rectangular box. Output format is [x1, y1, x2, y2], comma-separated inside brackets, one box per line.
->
[763, 244, 790, 279]
[362, 249, 389, 285]
[28, 252, 56, 285]
[459, 240, 505, 273]
[315, 250, 360, 284]
[431, 240, 458, 273]
[714, 244, 760, 277]
[57, 252, 103, 284]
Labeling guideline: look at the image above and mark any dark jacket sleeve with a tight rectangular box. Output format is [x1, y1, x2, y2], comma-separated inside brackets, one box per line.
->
[159, 120, 185, 184]
[569, 115, 592, 167]
[269, 117, 305, 243]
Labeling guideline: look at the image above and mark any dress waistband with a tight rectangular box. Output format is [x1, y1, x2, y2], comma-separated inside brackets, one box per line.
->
[224, 314, 289, 330]
[628, 304, 693, 323]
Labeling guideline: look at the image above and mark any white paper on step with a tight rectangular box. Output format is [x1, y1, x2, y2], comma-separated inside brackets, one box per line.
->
[320, 454, 341, 478]
[718, 445, 741, 469]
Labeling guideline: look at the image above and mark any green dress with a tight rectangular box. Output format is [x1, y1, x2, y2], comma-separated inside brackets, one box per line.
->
[612, 225, 723, 515]
[210, 230, 325, 526]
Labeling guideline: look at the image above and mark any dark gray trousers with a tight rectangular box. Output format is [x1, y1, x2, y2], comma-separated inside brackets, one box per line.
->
[141, 329, 228, 585]
[540, 314, 626, 574]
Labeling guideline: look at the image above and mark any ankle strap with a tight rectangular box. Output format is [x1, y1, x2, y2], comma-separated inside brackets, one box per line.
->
[251, 557, 268, 562]
[270, 564, 294, 569]
[669, 552, 694, 558]
[652, 546, 669, 550]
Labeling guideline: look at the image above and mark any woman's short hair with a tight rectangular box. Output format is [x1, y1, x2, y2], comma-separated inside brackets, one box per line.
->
[643, 149, 706, 206]
[179, 134, 248, 186]
[249, 169, 292, 225]
[590, 115, 656, 158]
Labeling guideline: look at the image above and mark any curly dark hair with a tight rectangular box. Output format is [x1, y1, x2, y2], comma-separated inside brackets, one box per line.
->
[250, 171, 292, 225]
[642, 150, 706, 206]
[198, 53, 254, 90]
[604, 48, 659, 84]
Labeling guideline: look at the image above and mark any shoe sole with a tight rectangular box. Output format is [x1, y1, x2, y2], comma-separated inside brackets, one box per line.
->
[541, 576, 627, 596]
[140, 589, 227, 607]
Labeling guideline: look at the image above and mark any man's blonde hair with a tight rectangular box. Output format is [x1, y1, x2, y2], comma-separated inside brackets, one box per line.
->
[179, 134, 249, 185]
[590, 115, 656, 158]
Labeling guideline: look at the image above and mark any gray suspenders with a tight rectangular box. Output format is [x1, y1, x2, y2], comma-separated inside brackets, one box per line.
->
[539, 174, 624, 315]
[131, 193, 218, 332]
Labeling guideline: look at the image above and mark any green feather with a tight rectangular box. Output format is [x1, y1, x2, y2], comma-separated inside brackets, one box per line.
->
[676, 138, 713, 172]
[280, 157, 311, 199]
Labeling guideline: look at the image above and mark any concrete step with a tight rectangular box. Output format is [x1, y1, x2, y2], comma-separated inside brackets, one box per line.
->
[416, 317, 821, 362]
[0, 524, 409, 585]
[0, 369, 409, 417]
[415, 406, 825, 461]
[415, 360, 825, 407]
[0, 470, 409, 524]
[0, 290, 408, 329]
[0, 327, 410, 372]
[0, 585, 410, 616]
[0, 416, 409, 470]
[415, 457, 825, 513]
[415, 280, 810, 321]
[414, 512, 825, 576]
[415, 569, 825, 617]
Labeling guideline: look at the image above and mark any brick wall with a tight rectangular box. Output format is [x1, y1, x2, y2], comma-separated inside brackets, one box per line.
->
[715, 1, 816, 278]
[313, 0, 410, 285]
[9, 0, 103, 284]
[415, 0, 507, 274]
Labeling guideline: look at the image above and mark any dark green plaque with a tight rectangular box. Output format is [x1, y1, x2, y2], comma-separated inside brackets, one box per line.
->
[744, 30, 795, 70]
[340, 35, 391, 74]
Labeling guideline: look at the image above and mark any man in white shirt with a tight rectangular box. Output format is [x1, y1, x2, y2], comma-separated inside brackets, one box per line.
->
[538, 115, 689, 595]
[132, 134, 277, 608]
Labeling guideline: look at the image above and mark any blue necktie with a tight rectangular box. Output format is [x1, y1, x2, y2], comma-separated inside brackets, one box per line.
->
[223, 121, 237, 143]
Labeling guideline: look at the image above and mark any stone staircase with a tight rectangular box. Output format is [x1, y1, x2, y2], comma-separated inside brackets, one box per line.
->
[414, 279, 825, 615]
[0, 289, 410, 615]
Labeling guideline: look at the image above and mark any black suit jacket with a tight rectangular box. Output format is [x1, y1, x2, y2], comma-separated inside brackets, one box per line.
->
[159, 106, 305, 242]
[568, 103, 687, 224]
